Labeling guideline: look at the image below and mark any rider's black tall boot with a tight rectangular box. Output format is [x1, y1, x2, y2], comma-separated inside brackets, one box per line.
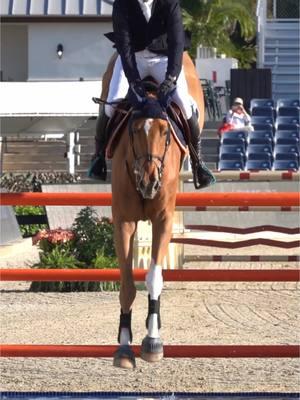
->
[187, 111, 216, 189]
[88, 107, 110, 180]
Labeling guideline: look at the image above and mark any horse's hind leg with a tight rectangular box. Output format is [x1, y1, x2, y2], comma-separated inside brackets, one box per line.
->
[141, 212, 174, 362]
[113, 220, 137, 369]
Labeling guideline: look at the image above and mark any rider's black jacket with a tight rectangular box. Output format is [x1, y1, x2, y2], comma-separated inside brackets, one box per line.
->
[105, 0, 189, 84]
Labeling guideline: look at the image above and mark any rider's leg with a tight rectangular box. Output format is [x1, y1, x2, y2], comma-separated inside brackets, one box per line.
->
[185, 108, 216, 189]
[89, 56, 129, 180]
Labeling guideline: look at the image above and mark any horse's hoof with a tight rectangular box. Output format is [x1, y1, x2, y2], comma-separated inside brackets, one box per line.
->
[141, 336, 163, 363]
[113, 345, 136, 369]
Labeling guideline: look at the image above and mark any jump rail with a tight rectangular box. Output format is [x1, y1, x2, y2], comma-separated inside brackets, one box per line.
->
[176, 207, 299, 212]
[184, 255, 300, 262]
[1, 269, 299, 282]
[1, 344, 299, 358]
[0, 192, 299, 207]
[184, 225, 300, 234]
[180, 171, 300, 182]
[1, 190, 299, 362]
[171, 238, 300, 249]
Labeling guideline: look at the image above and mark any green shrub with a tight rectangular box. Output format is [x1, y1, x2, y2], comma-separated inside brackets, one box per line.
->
[30, 247, 84, 292]
[72, 207, 116, 264]
[14, 205, 48, 237]
[92, 251, 119, 292]
[30, 228, 83, 292]
[30, 210, 118, 292]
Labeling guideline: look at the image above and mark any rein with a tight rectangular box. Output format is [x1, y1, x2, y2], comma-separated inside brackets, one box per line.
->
[128, 115, 171, 194]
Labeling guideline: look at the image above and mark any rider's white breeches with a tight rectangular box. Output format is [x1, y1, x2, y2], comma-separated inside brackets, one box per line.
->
[105, 50, 194, 119]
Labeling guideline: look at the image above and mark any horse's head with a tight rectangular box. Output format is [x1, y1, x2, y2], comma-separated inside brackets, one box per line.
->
[128, 100, 170, 200]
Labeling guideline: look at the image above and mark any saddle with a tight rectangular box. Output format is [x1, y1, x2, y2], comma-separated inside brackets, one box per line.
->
[104, 78, 191, 159]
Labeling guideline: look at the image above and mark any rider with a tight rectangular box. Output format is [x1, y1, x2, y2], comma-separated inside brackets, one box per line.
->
[89, 0, 215, 189]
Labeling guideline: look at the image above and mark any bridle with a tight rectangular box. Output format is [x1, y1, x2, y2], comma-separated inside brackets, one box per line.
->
[128, 114, 171, 194]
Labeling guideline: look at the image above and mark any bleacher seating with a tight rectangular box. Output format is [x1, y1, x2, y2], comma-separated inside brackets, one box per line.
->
[245, 160, 272, 171]
[219, 145, 246, 165]
[219, 144, 245, 155]
[221, 137, 246, 149]
[273, 160, 299, 171]
[250, 99, 274, 109]
[275, 137, 299, 146]
[251, 123, 274, 132]
[276, 99, 300, 109]
[248, 130, 273, 141]
[247, 144, 273, 155]
[274, 144, 299, 157]
[221, 130, 248, 141]
[219, 152, 245, 163]
[217, 97, 300, 171]
[251, 107, 275, 118]
[218, 160, 244, 171]
[251, 116, 274, 125]
[275, 116, 300, 131]
[248, 136, 273, 147]
[251, 116, 274, 132]
[275, 153, 299, 162]
[247, 152, 273, 163]
[277, 106, 300, 117]
[275, 130, 300, 141]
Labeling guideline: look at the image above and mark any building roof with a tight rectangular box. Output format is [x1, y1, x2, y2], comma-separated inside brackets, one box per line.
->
[0, 81, 100, 117]
[0, 0, 113, 17]
[0, 81, 100, 138]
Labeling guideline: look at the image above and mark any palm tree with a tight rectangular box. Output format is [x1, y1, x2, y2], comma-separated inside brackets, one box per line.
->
[181, 0, 256, 68]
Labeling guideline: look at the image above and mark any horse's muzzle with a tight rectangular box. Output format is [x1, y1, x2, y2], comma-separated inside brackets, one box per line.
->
[139, 179, 161, 200]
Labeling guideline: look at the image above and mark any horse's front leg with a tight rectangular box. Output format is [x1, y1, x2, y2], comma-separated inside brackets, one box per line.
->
[141, 212, 174, 362]
[113, 220, 137, 369]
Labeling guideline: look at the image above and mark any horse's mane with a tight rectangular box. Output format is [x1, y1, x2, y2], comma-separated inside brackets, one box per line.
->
[131, 98, 168, 122]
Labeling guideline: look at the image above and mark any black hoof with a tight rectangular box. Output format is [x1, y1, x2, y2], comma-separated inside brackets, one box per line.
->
[141, 336, 163, 363]
[113, 345, 136, 369]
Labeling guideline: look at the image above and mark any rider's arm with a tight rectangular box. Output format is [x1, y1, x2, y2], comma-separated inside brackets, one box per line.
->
[242, 108, 251, 124]
[165, 0, 185, 81]
[112, 0, 141, 84]
[226, 110, 234, 124]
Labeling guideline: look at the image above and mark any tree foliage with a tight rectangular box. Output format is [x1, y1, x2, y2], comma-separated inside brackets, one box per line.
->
[181, 0, 257, 68]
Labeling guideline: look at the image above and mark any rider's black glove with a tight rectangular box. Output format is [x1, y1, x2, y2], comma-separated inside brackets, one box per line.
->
[129, 79, 147, 108]
[158, 76, 177, 109]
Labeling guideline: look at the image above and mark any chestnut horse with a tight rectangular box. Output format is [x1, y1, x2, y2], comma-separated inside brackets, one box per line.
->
[100, 52, 204, 369]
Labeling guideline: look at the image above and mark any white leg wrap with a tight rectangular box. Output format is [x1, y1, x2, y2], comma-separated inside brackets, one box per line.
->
[119, 328, 131, 346]
[145, 262, 163, 338]
[147, 314, 159, 338]
[145, 262, 163, 300]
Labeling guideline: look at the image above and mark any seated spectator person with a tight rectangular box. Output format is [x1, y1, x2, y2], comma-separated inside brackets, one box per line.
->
[225, 97, 252, 129]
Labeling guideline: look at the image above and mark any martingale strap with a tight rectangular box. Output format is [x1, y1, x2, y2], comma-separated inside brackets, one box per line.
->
[146, 295, 161, 330]
[118, 309, 133, 344]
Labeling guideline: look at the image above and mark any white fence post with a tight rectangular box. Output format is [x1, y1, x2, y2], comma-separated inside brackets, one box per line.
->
[66, 132, 75, 174]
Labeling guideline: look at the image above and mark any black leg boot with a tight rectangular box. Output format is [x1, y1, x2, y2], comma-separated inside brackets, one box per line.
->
[88, 107, 110, 180]
[187, 112, 216, 189]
